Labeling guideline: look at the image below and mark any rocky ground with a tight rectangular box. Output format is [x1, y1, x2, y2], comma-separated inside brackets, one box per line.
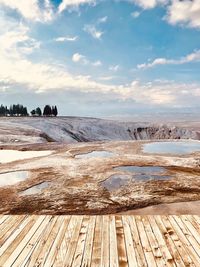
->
[0, 116, 199, 145]
[0, 116, 200, 214]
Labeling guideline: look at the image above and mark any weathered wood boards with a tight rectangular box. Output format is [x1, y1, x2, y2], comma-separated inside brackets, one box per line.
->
[0, 215, 200, 266]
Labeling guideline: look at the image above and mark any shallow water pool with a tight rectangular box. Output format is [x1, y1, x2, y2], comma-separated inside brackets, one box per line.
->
[115, 166, 166, 173]
[101, 165, 171, 190]
[143, 141, 200, 155]
[115, 166, 171, 181]
[76, 150, 114, 159]
[0, 150, 52, 163]
[19, 182, 49, 196]
[0, 171, 29, 187]
[101, 174, 131, 190]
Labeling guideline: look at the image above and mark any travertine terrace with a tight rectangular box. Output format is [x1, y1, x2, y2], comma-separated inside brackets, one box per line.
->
[0, 117, 200, 214]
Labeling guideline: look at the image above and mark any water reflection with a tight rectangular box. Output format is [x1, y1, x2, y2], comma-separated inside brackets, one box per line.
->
[143, 141, 200, 155]
[102, 165, 171, 190]
[19, 182, 49, 196]
[76, 150, 114, 159]
[0, 171, 29, 186]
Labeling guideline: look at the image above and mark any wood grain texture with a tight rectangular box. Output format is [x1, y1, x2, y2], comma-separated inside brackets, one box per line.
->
[0, 215, 199, 267]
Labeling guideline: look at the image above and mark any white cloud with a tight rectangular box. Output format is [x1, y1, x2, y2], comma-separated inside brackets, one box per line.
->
[109, 65, 120, 72]
[0, 11, 199, 109]
[83, 24, 103, 40]
[138, 50, 200, 69]
[116, 79, 200, 107]
[92, 60, 102, 66]
[58, 0, 96, 13]
[132, 0, 168, 9]
[131, 0, 200, 29]
[83, 16, 107, 41]
[43, 0, 54, 22]
[54, 36, 78, 42]
[72, 53, 88, 64]
[0, 24, 106, 94]
[166, 0, 200, 28]
[98, 16, 108, 23]
[131, 11, 141, 18]
[0, 0, 54, 22]
[99, 76, 115, 81]
[72, 53, 102, 66]
[0, 23, 40, 56]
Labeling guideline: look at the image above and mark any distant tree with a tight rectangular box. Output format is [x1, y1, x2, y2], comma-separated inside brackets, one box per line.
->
[12, 104, 25, 116]
[0, 103, 32, 117]
[22, 107, 28, 116]
[43, 105, 52, 116]
[5, 106, 9, 116]
[35, 107, 42, 116]
[0, 105, 5, 116]
[9, 105, 13, 116]
[52, 105, 58, 116]
[12, 104, 16, 116]
[31, 109, 36, 116]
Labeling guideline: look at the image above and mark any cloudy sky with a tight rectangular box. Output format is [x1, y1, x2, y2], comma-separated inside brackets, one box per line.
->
[0, 0, 200, 117]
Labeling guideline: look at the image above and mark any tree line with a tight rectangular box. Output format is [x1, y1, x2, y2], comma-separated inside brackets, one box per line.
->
[0, 104, 58, 117]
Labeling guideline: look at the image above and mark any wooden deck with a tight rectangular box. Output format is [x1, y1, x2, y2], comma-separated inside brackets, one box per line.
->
[0, 215, 200, 266]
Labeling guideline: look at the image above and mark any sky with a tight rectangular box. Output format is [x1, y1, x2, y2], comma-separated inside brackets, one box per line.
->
[0, 0, 200, 117]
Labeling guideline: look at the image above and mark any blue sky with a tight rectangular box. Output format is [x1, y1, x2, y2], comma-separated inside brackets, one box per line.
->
[0, 0, 200, 117]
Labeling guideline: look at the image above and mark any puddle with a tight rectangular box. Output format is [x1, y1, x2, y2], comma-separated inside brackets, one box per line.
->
[19, 182, 49, 196]
[115, 166, 166, 173]
[76, 150, 114, 159]
[143, 141, 200, 155]
[0, 150, 52, 163]
[102, 166, 171, 190]
[115, 166, 171, 181]
[101, 174, 131, 190]
[0, 171, 29, 187]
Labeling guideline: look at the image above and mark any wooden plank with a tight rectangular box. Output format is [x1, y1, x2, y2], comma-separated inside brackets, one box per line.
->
[3, 216, 46, 267]
[72, 216, 90, 267]
[81, 216, 96, 267]
[0, 216, 16, 233]
[0, 215, 27, 246]
[101, 215, 110, 267]
[43, 216, 71, 267]
[0, 216, 27, 247]
[25, 216, 59, 267]
[54, 216, 76, 266]
[148, 216, 176, 267]
[122, 216, 138, 267]
[109, 215, 119, 267]
[115, 216, 128, 267]
[0, 216, 36, 263]
[142, 216, 165, 267]
[168, 215, 199, 266]
[63, 216, 83, 267]
[182, 215, 200, 247]
[0, 215, 9, 226]
[193, 215, 200, 226]
[189, 215, 200, 233]
[175, 216, 200, 258]
[0, 215, 199, 267]
[160, 215, 186, 267]
[0, 216, 37, 266]
[135, 216, 157, 267]
[91, 216, 103, 267]
[54, 216, 83, 267]
[128, 216, 147, 267]
[33, 216, 64, 266]
[11, 216, 52, 267]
